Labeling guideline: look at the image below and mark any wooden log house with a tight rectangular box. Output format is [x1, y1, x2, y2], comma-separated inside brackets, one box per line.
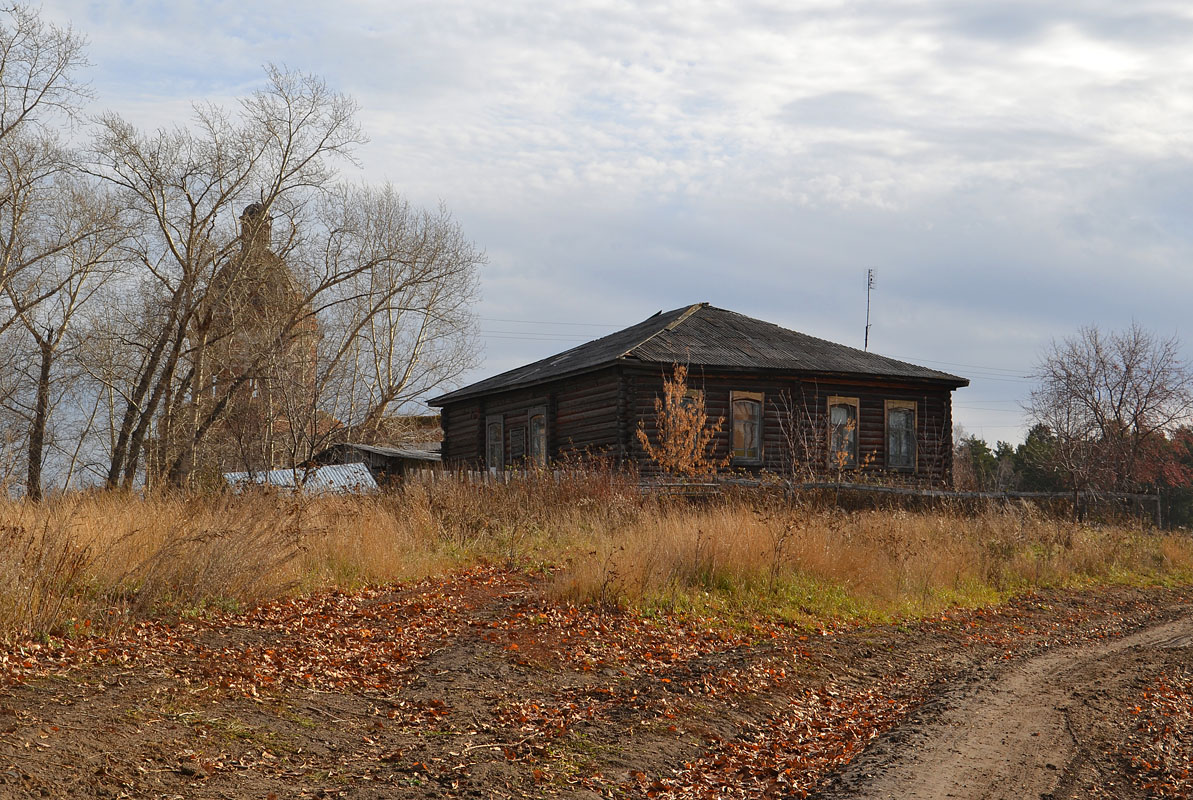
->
[429, 303, 969, 486]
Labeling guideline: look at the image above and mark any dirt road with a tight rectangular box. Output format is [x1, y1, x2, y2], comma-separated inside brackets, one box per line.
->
[819, 607, 1193, 800]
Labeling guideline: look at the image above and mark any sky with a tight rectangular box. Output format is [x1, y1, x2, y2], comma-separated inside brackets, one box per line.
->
[38, 1, 1193, 444]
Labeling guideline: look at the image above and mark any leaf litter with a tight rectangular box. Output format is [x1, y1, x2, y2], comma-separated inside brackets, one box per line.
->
[0, 568, 1189, 798]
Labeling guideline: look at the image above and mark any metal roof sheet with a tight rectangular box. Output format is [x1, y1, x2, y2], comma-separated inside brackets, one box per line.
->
[431, 303, 967, 405]
[224, 462, 379, 494]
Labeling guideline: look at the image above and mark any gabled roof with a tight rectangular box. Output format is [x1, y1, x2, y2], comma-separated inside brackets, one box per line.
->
[430, 303, 967, 405]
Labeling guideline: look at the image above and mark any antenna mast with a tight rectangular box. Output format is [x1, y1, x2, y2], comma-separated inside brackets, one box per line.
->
[864, 269, 875, 351]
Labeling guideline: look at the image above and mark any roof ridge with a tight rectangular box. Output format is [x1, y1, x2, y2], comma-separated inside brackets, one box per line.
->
[619, 302, 707, 360]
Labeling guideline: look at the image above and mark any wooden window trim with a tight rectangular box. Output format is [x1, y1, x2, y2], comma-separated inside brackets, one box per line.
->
[485, 414, 504, 471]
[885, 399, 917, 472]
[731, 390, 764, 465]
[827, 396, 860, 469]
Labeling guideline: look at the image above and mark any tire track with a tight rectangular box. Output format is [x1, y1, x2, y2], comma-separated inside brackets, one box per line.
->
[819, 607, 1193, 800]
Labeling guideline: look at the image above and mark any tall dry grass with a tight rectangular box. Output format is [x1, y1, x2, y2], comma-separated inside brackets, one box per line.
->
[552, 497, 1193, 621]
[0, 473, 1190, 641]
[0, 470, 641, 641]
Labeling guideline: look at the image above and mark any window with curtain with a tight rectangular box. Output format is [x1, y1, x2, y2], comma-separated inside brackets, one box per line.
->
[731, 391, 763, 462]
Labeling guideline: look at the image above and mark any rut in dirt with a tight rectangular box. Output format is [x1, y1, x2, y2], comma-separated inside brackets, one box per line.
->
[819, 608, 1193, 800]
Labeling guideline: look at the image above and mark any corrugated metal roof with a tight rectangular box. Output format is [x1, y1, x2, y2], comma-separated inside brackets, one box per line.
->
[224, 462, 378, 494]
[431, 303, 967, 405]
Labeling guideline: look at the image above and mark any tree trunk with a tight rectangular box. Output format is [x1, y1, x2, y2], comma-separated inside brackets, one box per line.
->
[106, 289, 188, 487]
[26, 338, 52, 502]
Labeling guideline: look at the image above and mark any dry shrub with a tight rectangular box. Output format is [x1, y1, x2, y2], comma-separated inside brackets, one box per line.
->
[0, 518, 92, 639]
[0, 492, 316, 639]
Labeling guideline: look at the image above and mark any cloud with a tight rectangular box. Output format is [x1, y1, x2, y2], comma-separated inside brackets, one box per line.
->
[33, 0, 1193, 439]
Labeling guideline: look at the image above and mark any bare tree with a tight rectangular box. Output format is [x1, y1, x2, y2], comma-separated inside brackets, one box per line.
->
[86, 65, 364, 488]
[186, 183, 483, 477]
[78, 67, 483, 489]
[0, 6, 88, 139]
[299, 186, 480, 443]
[0, 6, 88, 296]
[0, 7, 117, 499]
[1, 180, 123, 498]
[1026, 323, 1193, 494]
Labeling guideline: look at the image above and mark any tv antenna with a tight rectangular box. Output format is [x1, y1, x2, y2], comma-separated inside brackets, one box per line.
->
[864, 269, 875, 351]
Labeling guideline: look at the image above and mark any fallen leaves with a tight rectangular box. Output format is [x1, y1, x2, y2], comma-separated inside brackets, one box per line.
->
[640, 684, 917, 799]
[1123, 668, 1193, 798]
[0, 570, 1189, 798]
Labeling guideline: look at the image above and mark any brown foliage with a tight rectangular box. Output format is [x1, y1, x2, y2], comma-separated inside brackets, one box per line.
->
[636, 364, 728, 480]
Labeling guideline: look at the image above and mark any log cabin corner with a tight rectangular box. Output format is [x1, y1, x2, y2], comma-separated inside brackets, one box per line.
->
[429, 303, 969, 486]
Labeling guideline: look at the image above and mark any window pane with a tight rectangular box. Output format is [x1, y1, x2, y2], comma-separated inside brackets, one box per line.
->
[829, 402, 857, 467]
[529, 414, 546, 467]
[509, 427, 526, 461]
[888, 407, 915, 468]
[732, 398, 760, 459]
[487, 421, 503, 468]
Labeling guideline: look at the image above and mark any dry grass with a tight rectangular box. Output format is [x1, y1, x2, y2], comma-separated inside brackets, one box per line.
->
[0, 473, 1190, 641]
[553, 498, 1193, 622]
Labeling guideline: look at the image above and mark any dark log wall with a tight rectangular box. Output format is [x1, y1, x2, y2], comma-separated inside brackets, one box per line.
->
[440, 401, 480, 463]
[626, 368, 957, 486]
[796, 378, 955, 485]
[438, 368, 622, 467]
[441, 365, 957, 486]
[625, 367, 800, 476]
[554, 369, 621, 457]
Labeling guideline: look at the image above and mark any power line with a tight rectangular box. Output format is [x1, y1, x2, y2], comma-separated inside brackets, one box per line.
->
[481, 333, 591, 342]
[897, 356, 1028, 376]
[479, 316, 615, 327]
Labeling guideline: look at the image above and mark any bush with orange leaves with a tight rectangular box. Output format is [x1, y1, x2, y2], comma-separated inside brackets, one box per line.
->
[635, 364, 728, 480]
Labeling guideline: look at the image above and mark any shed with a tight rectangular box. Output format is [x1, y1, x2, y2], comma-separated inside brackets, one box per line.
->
[312, 442, 441, 483]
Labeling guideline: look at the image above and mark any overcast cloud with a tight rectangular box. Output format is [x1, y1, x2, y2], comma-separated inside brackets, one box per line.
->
[40, 0, 1193, 442]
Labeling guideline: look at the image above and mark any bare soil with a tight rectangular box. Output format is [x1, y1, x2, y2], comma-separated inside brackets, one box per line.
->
[816, 605, 1193, 800]
[0, 572, 1189, 799]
